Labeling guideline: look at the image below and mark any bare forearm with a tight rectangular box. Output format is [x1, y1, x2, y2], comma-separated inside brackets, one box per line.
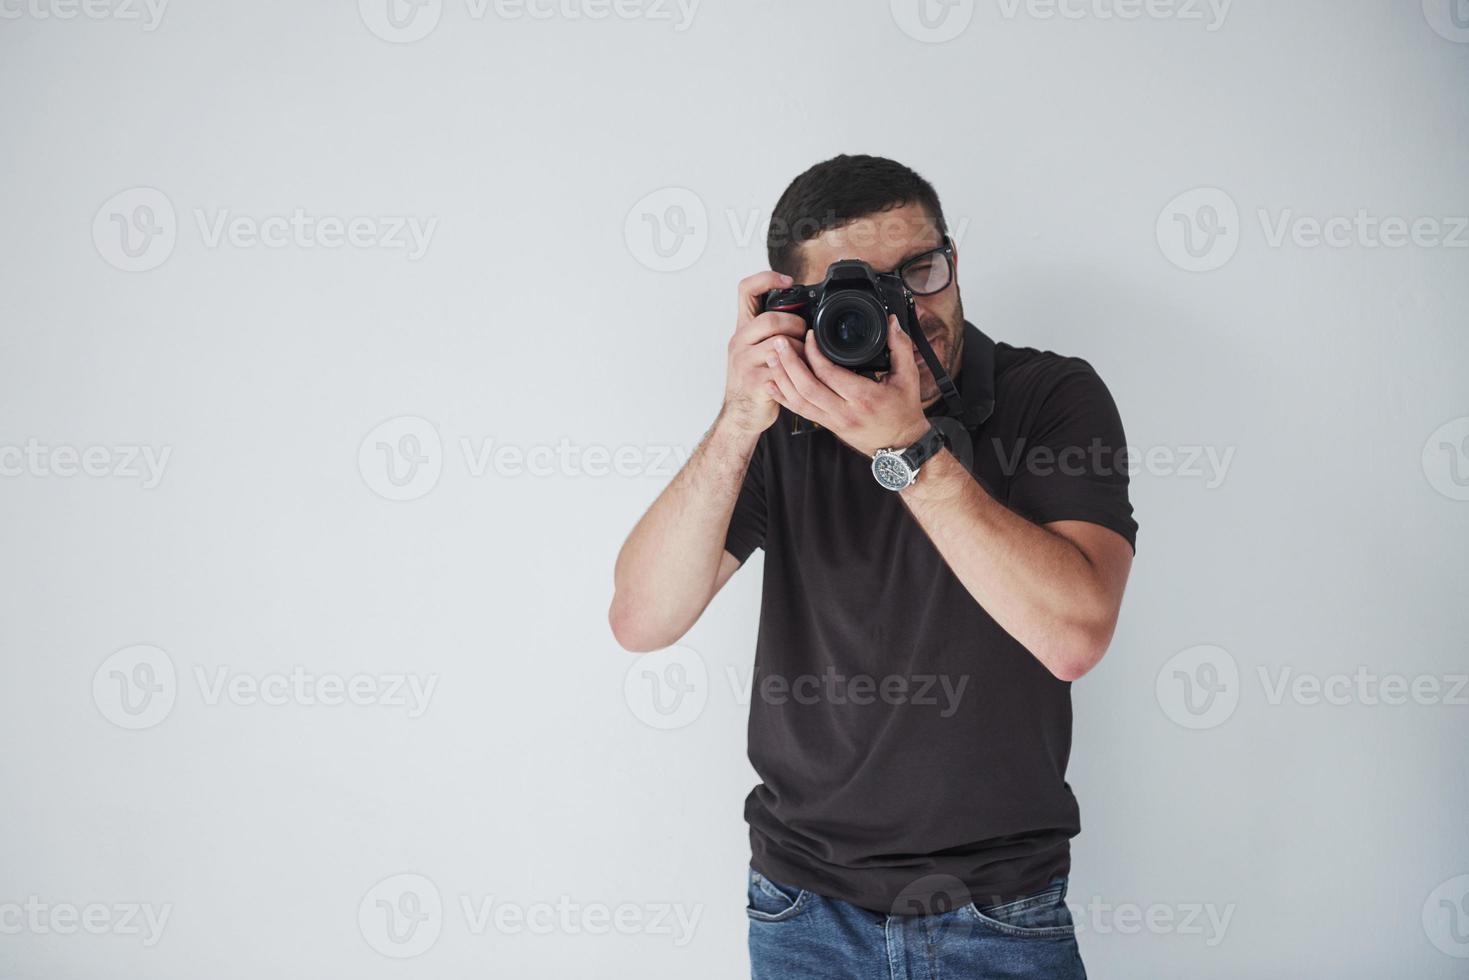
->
[900, 450, 1121, 680]
[609, 412, 760, 652]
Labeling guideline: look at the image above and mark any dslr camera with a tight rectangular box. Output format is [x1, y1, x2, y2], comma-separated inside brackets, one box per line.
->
[762, 259, 919, 375]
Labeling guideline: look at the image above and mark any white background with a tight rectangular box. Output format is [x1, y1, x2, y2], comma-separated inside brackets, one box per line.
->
[2, 0, 1467, 977]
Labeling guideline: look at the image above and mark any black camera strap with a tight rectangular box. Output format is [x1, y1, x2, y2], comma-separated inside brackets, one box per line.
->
[904, 321, 966, 420]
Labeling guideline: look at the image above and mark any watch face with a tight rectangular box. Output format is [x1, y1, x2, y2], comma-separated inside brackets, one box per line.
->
[872, 451, 914, 491]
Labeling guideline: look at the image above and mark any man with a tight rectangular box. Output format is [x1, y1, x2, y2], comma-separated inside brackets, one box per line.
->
[610, 154, 1137, 979]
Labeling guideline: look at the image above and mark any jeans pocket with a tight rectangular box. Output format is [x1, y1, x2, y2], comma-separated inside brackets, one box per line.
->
[965, 879, 1076, 939]
[746, 868, 809, 923]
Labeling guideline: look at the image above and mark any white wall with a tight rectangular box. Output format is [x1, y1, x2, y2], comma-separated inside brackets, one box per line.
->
[1, 1, 1466, 977]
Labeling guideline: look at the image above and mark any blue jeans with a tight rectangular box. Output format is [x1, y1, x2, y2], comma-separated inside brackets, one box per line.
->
[747, 868, 1086, 979]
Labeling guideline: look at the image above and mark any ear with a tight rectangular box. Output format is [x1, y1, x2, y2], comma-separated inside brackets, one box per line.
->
[785, 242, 811, 285]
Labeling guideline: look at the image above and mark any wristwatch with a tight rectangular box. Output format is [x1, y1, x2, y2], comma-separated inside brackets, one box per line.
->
[871, 425, 947, 492]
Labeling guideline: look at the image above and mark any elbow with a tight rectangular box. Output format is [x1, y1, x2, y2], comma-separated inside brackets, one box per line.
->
[1046, 621, 1116, 683]
[608, 595, 677, 654]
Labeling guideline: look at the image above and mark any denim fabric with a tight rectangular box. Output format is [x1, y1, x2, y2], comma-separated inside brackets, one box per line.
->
[747, 868, 1086, 980]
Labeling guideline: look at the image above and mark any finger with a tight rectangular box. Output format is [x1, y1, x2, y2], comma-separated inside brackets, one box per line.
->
[767, 348, 839, 429]
[886, 316, 919, 390]
[803, 329, 874, 401]
[737, 311, 808, 347]
[737, 270, 796, 325]
[766, 361, 820, 426]
[772, 335, 845, 417]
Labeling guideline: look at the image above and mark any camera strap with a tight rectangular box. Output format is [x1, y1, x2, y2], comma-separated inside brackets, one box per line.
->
[905, 322, 966, 420]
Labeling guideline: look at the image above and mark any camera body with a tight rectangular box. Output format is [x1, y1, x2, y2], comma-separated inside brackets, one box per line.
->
[762, 259, 919, 374]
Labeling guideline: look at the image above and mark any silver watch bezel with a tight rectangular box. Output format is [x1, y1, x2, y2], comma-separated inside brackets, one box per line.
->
[871, 448, 917, 491]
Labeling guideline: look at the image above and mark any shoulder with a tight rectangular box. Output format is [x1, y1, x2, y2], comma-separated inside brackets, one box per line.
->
[993, 342, 1117, 414]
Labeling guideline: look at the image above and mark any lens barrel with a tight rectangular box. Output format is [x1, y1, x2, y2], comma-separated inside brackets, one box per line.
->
[813, 290, 889, 368]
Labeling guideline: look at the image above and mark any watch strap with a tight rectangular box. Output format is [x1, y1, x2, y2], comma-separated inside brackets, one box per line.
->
[900, 425, 946, 473]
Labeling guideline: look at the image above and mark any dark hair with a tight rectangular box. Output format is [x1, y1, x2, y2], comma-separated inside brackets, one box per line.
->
[766, 154, 948, 277]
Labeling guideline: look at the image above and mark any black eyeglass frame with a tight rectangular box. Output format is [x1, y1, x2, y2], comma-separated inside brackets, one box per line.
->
[893, 236, 957, 296]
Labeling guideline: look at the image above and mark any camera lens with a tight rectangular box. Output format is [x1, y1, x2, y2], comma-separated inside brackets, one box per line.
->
[814, 292, 888, 368]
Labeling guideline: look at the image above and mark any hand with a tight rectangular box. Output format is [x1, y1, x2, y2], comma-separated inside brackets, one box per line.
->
[765, 316, 932, 458]
[721, 271, 808, 436]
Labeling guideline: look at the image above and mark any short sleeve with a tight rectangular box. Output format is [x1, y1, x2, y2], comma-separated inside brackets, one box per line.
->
[724, 432, 768, 563]
[1006, 361, 1138, 551]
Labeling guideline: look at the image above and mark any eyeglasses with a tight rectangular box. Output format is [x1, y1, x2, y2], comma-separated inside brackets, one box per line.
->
[894, 237, 955, 296]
